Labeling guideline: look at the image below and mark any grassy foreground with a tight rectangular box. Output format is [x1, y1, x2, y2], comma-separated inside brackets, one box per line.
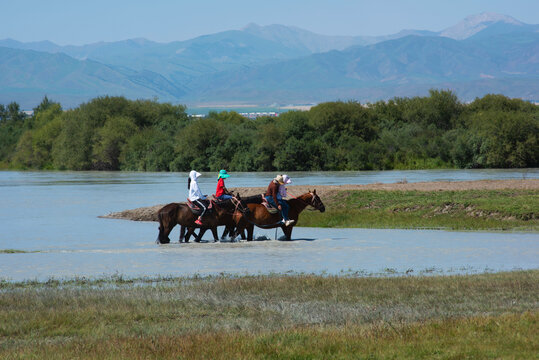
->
[300, 189, 538, 231]
[1, 271, 537, 359]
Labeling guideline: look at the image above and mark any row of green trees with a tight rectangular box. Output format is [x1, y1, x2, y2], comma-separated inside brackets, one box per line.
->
[0, 91, 537, 171]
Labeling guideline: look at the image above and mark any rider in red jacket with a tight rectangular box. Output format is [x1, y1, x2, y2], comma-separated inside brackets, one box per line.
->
[215, 169, 233, 200]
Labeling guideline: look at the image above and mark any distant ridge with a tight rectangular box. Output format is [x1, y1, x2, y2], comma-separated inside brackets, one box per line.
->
[0, 12, 538, 108]
[0, 46, 185, 104]
[440, 12, 530, 39]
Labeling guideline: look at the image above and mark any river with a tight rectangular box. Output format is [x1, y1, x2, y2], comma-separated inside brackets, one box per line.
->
[0, 169, 537, 281]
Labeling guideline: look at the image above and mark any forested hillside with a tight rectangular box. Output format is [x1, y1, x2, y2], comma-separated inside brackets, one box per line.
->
[0, 91, 537, 171]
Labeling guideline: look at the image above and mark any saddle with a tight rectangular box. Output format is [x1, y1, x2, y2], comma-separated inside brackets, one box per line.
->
[187, 199, 213, 216]
[261, 195, 279, 214]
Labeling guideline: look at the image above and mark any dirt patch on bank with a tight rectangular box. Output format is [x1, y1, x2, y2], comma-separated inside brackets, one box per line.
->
[99, 179, 539, 222]
[102, 205, 164, 222]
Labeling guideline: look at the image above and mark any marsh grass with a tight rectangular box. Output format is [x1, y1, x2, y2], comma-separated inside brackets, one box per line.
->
[0, 249, 38, 254]
[0, 271, 537, 358]
[300, 189, 539, 230]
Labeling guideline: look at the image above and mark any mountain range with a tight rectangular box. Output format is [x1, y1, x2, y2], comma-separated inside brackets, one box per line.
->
[0, 12, 537, 108]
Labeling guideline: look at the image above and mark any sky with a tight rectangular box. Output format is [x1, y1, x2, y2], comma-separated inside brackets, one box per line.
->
[2, 0, 539, 45]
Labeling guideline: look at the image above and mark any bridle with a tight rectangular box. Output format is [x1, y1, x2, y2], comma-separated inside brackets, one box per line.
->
[210, 196, 248, 216]
[230, 196, 250, 214]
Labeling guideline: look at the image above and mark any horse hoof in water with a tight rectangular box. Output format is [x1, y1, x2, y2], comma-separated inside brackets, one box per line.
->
[156, 236, 170, 244]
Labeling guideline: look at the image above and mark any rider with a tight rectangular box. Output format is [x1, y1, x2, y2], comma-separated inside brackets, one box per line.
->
[188, 170, 208, 226]
[265, 174, 294, 226]
[215, 169, 233, 201]
[279, 174, 292, 198]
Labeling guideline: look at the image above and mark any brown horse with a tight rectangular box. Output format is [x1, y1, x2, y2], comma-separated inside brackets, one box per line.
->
[232, 190, 325, 241]
[180, 195, 250, 242]
[157, 199, 241, 244]
[182, 209, 247, 242]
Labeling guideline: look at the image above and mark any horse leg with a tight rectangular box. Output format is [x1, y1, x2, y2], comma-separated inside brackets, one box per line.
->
[234, 227, 246, 241]
[184, 227, 196, 243]
[225, 225, 239, 242]
[233, 217, 247, 240]
[211, 227, 219, 242]
[157, 219, 173, 244]
[233, 227, 245, 241]
[179, 225, 186, 243]
[157, 224, 166, 244]
[221, 226, 230, 240]
[282, 225, 293, 241]
[157, 213, 167, 244]
[195, 228, 207, 242]
[247, 224, 254, 241]
[228, 224, 241, 241]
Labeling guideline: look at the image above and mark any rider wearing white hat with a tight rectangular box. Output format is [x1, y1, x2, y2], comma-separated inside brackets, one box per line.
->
[265, 174, 294, 226]
[279, 174, 291, 198]
[188, 170, 208, 225]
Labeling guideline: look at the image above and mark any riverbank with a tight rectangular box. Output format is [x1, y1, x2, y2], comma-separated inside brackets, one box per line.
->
[1, 271, 537, 358]
[102, 179, 539, 231]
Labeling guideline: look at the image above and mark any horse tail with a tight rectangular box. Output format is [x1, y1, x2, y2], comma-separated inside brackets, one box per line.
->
[157, 211, 167, 243]
[157, 203, 178, 244]
[157, 211, 165, 240]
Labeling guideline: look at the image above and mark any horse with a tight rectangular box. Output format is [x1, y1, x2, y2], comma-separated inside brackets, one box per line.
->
[177, 194, 251, 242]
[157, 198, 243, 244]
[232, 190, 325, 241]
[217, 194, 265, 239]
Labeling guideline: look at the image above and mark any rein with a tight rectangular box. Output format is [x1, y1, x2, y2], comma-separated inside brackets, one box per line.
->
[214, 196, 249, 216]
[230, 196, 249, 214]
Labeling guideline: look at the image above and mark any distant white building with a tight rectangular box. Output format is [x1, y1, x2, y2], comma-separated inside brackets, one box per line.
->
[239, 112, 279, 119]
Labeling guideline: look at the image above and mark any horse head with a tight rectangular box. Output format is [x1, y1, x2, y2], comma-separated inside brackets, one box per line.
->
[308, 189, 325, 213]
[233, 193, 251, 215]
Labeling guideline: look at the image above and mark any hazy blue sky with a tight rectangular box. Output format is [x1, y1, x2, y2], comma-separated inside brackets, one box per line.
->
[3, 0, 538, 45]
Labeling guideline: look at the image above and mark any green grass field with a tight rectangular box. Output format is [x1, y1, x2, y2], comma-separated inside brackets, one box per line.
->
[1, 271, 537, 359]
[300, 189, 538, 231]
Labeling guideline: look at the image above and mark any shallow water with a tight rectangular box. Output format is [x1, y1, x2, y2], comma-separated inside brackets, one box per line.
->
[2, 227, 537, 282]
[0, 170, 538, 281]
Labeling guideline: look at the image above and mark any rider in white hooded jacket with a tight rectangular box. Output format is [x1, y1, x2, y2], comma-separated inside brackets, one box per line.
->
[188, 170, 207, 225]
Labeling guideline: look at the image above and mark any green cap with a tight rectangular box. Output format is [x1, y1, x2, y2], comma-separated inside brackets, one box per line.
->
[218, 169, 230, 179]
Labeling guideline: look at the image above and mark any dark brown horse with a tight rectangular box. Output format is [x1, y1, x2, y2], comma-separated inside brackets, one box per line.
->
[157, 197, 248, 244]
[232, 190, 325, 241]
